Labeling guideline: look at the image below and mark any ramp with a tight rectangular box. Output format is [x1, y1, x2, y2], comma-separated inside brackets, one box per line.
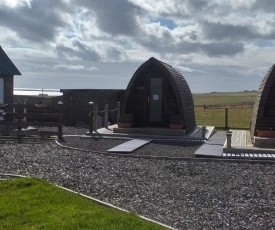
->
[107, 138, 152, 153]
[195, 131, 226, 157]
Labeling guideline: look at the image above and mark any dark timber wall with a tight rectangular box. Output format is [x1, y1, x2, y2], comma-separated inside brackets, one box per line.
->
[1, 75, 14, 104]
[61, 89, 124, 126]
[122, 57, 196, 133]
[251, 65, 275, 136]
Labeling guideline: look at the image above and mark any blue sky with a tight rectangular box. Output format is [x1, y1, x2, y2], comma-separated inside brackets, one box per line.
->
[1, 0, 275, 93]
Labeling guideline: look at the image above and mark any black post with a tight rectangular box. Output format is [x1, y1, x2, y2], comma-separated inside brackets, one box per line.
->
[88, 102, 94, 133]
[57, 101, 63, 140]
[117, 102, 121, 124]
[225, 108, 228, 129]
[17, 105, 22, 139]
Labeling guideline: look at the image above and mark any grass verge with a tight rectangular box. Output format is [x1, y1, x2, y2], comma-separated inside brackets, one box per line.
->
[0, 178, 167, 230]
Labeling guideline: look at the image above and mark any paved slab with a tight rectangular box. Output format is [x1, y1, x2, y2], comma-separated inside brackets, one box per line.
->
[107, 138, 152, 153]
[195, 132, 226, 157]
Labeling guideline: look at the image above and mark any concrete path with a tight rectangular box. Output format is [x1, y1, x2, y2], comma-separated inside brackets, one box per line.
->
[107, 138, 152, 153]
[195, 131, 226, 157]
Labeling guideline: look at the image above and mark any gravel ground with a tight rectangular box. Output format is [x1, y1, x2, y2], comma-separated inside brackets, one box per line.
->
[0, 127, 275, 229]
[61, 136, 202, 157]
[62, 136, 129, 152]
[134, 140, 203, 157]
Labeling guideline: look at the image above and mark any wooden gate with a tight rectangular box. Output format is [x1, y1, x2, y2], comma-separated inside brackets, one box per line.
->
[0, 103, 63, 139]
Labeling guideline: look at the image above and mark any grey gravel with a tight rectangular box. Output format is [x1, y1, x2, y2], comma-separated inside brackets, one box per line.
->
[62, 136, 128, 152]
[0, 127, 275, 229]
[134, 140, 202, 157]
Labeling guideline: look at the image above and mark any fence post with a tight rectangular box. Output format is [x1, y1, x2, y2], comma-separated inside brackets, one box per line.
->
[93, 104, 98, 132]
[16, 104, 23, 139]
[104, 104, 109, 129]
[226, 131, 232, 148]
[88, 102, 94, 133]
[57, 101, 63, 140]
[202, 126, 206, 139]
[117, 102, 121, 124]
[225, 108, 228, 129]
[23, 99, 28, 122]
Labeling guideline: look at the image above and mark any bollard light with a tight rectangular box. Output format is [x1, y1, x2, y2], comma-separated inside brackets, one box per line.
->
[202, 126, 206, 139]
[57, 101, 63, 105]
[89, 102, 94, 106]
[226, 131, 233, 148]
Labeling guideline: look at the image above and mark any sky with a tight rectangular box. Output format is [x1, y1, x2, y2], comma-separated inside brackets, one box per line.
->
[1, 0, 275, 93]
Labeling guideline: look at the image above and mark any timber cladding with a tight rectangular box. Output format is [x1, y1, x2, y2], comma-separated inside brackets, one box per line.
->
[61, 89, 125, 126]
[251, 65, 275, 137]
[2, 75, 14, 104]
[122, 57, 196, 133]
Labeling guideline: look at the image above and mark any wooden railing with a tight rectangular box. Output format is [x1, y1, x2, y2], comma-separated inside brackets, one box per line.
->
[88, 102, 120, 133]
[0, 102, 63, 139]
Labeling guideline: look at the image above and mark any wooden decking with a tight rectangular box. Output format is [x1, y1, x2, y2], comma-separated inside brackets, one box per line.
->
[223, 129, 275, 158]
[231, 129, 253, 147]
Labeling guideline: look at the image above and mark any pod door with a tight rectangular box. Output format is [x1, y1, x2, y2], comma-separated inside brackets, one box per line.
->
[147, 77, 165, 126]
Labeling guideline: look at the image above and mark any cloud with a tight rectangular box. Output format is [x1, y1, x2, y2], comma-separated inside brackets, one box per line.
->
[74, 0, 142, 36]
[201, 42, 244, 57]
[201, 21, 256, 41]
[0, 0, 70, 42]
[54, 63, 97, 71]
[2, 0, 275, 93]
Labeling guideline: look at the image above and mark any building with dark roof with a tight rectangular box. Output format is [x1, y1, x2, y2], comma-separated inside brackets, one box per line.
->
[0, 46, 21, 104]
[121, 57, 196, 133]
[251, 65, 275, 138]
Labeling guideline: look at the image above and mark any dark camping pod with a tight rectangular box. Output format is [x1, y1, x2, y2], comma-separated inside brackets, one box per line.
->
[121, 57, 196, 134]
[251, 65, 275, 138]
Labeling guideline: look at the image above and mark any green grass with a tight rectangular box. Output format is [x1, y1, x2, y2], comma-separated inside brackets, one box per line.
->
[195, 107, 253, 128]
[193, 92, 256, 128]
[193, 92, 257, 106]
[0, 178, 166, 230]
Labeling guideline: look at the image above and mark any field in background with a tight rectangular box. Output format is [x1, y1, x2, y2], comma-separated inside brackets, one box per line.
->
[193, 92, 257, 129]
[193, 92, 257, 106]
[195, 108, 253, 129]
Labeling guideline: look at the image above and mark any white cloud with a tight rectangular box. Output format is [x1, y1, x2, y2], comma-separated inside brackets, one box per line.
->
[54, 64, 85, 70]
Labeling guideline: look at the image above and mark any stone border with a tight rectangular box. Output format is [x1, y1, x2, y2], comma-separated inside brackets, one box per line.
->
[0, 173, 174, 230]
[56, 136, 275, 164]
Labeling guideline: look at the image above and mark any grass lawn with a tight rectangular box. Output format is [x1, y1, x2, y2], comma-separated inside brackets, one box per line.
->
[193, 92, 257, 106]
[0, 178, 166, 230]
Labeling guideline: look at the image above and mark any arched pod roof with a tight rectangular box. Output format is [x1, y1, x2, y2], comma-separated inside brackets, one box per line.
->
[251, 65, 275, 136]
[122, 57, 196, 133]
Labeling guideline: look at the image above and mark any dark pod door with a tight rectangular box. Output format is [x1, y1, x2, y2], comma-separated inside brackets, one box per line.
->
[148, 77, 163, 125]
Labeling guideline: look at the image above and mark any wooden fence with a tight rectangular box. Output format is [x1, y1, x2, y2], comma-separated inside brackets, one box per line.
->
[195, 107, 253, 129]
[88, 102, 120, 133]
[0, 102, 63, 139]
